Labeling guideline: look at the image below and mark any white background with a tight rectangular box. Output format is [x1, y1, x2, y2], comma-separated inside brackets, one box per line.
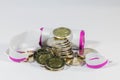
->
[0, 0, 120, 80]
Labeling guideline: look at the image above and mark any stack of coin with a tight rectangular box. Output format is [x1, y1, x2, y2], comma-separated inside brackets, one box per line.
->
[47, 27, 74, 58]
[55, 38, 73, 58]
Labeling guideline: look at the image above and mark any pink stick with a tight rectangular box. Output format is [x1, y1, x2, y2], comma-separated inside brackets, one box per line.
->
[39, 27, 44, 47]
[9, 56, 27, 63]
[79, 30, 85, 55]
[87, 60, 108, 69]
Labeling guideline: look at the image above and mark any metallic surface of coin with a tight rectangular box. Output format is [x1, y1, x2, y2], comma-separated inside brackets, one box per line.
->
[36, 53, 52, 65]
[53, 27, 71, 39]
[65, 52, 85, 66]
[34, 48, 53, 65]
[45, 57, 65, 71]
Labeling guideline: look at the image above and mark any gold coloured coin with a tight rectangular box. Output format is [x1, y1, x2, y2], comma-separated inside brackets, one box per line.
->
[36, 53, 52, 65]
[65, 52, 85, 66]
[45, 57, 65, 71]
[53, 27, 71, 39]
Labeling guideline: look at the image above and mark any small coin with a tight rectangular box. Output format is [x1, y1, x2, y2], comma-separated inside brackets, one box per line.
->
[36, 53, 52, 65]
[34, 48, 53, 65]
[45, 57, 65, 71]
[53, 27, 71, 39]
[65, 56, 85, 66]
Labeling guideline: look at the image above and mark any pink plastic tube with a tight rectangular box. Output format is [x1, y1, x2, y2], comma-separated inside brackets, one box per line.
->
[39, 27, 44, 47]
[79, 30, 85, 56]
[85, 53, 108, 69]
[9, 56, 27, 63]
[86, 60, 108, 69]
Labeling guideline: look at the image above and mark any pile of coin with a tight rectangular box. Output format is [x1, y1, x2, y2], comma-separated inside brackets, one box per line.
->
[33, 27, 98, 71]
[34, 47, 65, 71]
[7, 26, 108, 70]
[47, 27, 74, 58]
